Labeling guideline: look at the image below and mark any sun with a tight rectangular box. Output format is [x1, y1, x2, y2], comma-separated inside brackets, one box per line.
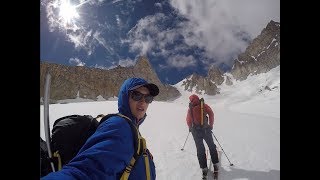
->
[59, 0, 79, 26]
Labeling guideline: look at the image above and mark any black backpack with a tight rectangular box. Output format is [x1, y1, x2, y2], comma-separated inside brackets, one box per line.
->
[40, 137, 52, 177]
[40, 113, 140, 178]
[51, 114, 99, 167]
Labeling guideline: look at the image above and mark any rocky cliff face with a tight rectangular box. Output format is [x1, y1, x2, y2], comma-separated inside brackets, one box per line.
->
[182, 65, 224, 95]
[180, 20, 280, 95]
[40, 56, 181, 103]
[230, 20, 280, 80]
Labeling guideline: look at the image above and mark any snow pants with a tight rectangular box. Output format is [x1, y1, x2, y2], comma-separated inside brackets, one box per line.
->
[191, 128, 219, 169]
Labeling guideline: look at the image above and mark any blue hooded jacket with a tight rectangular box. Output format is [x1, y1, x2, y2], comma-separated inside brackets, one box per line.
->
[42, 78, 156, 180]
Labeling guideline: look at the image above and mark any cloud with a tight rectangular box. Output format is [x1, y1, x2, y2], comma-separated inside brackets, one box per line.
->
[93, 31, 114, 54]
[98, 58, 135, 70]
[115, 15, 122, 28]
[169, 0, 279, 64]
[112, 0, 123, 4]
[154, 3, 162, 10]
[170, 0, 279, 37]
[93, 64, 108, 69]
[69, 57, 86, 66]
[167, 55, 197, 69]
[129, 37, 155, 56]
[43, 0, 279, 72]
[127, 14, 165, 54]
[127, 13, 186, 61]
[118, 58, 136, 67]
[68, 30, 95, 56]
[127, 0, 279, 68]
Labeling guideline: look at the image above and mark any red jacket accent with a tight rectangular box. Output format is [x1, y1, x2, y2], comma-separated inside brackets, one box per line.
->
[186, 95, 214, 128]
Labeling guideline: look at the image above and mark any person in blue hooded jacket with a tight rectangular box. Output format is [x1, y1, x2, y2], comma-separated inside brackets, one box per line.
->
[41, 77, 159, 180]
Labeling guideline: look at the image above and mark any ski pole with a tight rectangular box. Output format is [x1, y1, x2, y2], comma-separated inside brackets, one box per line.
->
[44, 72, 56, 172]
[181, 131, 190, 151]
[212, 133, 234, 166]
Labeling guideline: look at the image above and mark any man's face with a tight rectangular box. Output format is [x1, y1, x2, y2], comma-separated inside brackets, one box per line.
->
[129, 86, 151, 120]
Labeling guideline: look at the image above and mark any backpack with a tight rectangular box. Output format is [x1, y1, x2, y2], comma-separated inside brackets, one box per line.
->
[51, 114, 99, 167]
[40, 137, 51, 177]
[40, 113, 147, 179]
[190, 98, 209, 128]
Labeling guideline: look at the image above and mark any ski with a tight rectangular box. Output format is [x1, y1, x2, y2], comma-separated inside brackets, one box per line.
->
[43, 72, 55, 172]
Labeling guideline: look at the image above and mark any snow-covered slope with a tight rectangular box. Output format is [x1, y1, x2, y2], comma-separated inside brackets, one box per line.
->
[40, 66, 280, 179]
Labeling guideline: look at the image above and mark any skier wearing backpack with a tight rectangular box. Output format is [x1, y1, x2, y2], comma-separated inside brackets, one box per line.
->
[186, 94, 219, 179]
[41, 77, 159, 180]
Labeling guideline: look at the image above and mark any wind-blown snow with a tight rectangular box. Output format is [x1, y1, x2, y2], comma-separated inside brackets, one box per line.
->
[40, 66, 280, 180]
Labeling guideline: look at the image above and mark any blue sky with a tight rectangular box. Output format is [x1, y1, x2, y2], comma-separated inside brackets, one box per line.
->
[40, 0, 279, 85]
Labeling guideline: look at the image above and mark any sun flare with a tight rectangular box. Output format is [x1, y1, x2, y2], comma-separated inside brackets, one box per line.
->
[59, 0, 79, 26]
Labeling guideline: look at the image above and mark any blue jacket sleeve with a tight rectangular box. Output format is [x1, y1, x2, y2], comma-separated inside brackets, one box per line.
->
[41, 117, 134, 180]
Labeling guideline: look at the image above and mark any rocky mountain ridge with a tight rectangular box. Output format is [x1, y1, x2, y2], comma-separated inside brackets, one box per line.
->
[40, 56, 181, 103]
[40, 20, 280, 102]
[180, 20, 280, 95]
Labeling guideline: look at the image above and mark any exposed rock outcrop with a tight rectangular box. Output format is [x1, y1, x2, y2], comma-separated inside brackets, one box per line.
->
[40, 56, 181, 103]
[230, 20, 280, 80]
[180, 64, 226, 95]
[179, 20, 280, 94]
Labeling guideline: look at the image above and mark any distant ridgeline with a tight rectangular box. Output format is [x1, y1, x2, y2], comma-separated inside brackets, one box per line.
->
[230, 20, 280, 80]
[40, 56, 181, 103]
[40, 20, 280, 103]
[181, 20, 280, 95]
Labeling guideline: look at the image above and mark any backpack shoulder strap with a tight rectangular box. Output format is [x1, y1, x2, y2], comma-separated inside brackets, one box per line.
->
[116, 113, 151, 180]
[189, 103, 195, 127]
[99, 113, 140, 155]
[98, 113, 141, 180]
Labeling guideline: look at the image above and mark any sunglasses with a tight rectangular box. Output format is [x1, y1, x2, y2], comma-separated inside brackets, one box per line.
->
[130, 90, 154, 103]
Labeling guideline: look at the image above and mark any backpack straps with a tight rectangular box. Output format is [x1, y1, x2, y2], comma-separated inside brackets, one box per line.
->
[53, 151, 62, 170]
[100, 113, 148, 180]
[141, 137, 151, 180]
[99, 113, 140, 156]
[189, 103, 195, 128]
[117, 114, 151, 180]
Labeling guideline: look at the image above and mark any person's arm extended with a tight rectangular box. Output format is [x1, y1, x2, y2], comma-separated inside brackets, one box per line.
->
[205, 104, 214, 128]
[42, 117, 134, 180]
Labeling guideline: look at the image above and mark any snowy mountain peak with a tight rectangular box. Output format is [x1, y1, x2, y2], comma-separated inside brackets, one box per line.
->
[231, 20, 280, 80]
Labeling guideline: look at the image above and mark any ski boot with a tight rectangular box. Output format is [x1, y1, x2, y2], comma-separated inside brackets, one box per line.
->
[213, 164, 219, 180]
[202, 167, 208, 180]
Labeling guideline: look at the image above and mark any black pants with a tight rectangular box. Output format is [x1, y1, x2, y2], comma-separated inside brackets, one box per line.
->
[191, 128, 219, 169]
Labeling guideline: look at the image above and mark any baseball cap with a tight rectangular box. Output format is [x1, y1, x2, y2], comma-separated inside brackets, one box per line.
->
[129, 83, 159, 97]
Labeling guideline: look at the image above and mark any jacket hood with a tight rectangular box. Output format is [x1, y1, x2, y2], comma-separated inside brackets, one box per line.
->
[118, 78, 153, 126]
[189, 94, 200, 106]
